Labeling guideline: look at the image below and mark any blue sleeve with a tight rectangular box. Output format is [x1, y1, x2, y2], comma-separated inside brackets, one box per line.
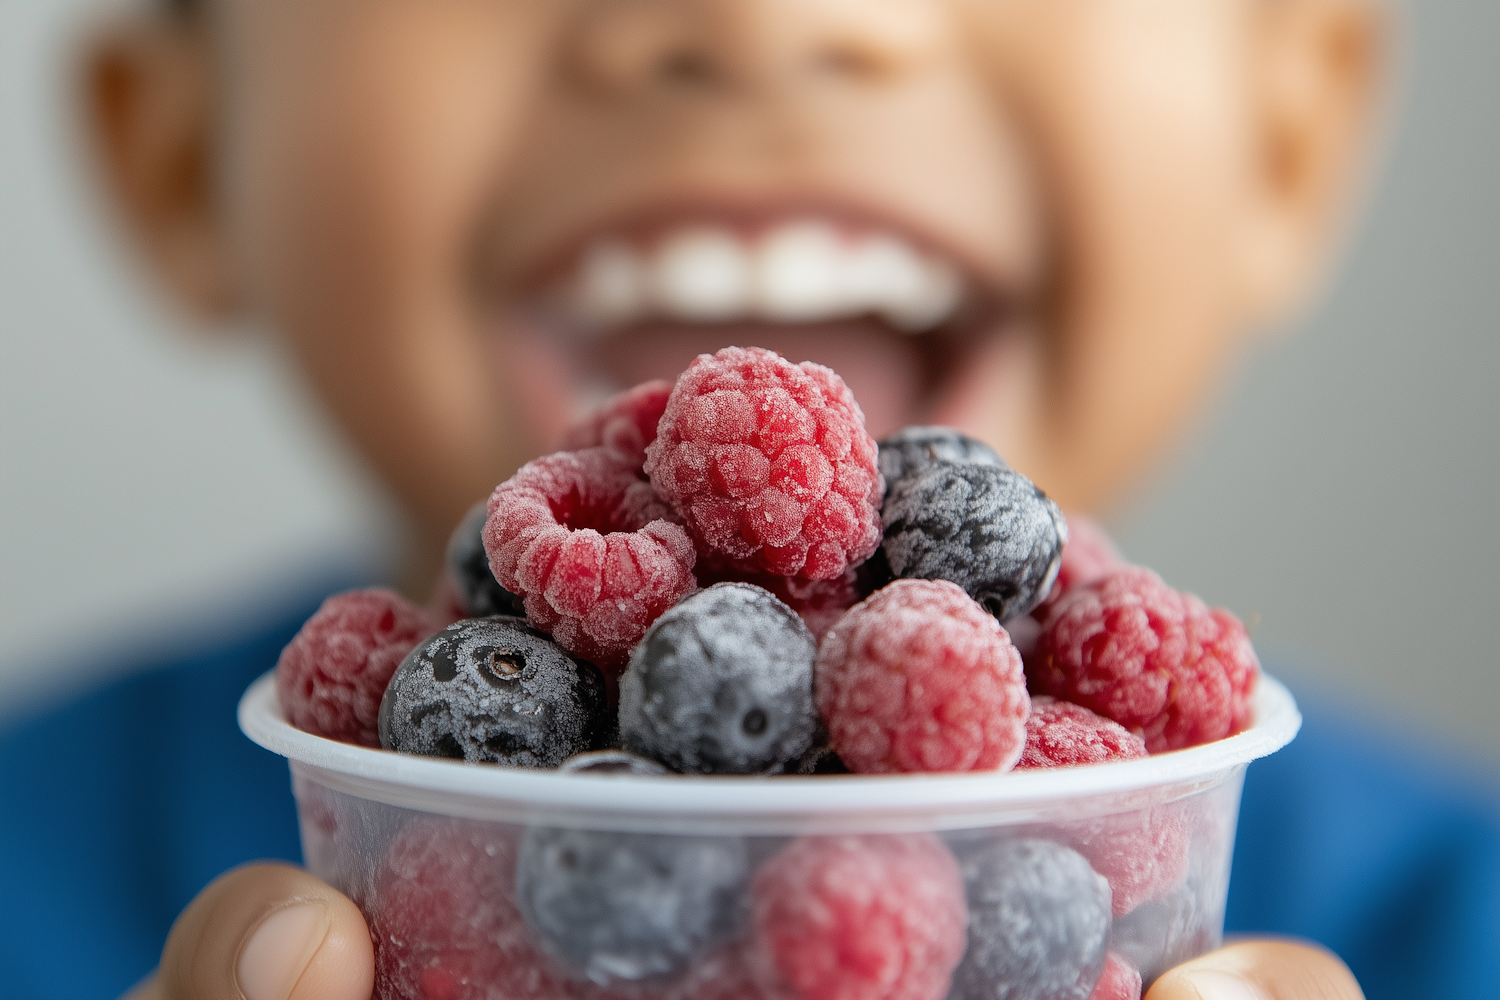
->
[1228, 692, 1500, 1000]
[0, 603, 320, 1000]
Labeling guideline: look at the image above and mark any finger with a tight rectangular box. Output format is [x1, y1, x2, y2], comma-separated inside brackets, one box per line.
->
[1146, 940, 1364, 1000]
[156, 862, 373, 1000]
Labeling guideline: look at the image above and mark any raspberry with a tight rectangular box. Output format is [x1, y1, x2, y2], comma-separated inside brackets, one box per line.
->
[515, 825, 751, 987]
[562, 379, 674, 466]
[275, 588, 436, 747]
[1064, 803, 1190, 916]
[370, 818, 574, 1000]
[379, 617, 610, 768]
[880, 462, 1066, 623]
[447, 502, 527, 619]
[620, 583, 818, 775]
[644, 347, 883, 581]
[750, 834, 967, 1000]
[815, 580, 1029, 774]
[1088, 954, 1143, 1000]
[950, 839, 1112, 1000]
[1029, 567, 1259, 752]
[1034, 514, 1125, 621]
[877, 426, 1005, 488]
[1017, 696, 1147, 770]
[483, 447, 697, 672]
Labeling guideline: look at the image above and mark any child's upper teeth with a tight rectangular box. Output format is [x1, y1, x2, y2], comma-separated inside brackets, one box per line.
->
[566, 220, 964, 333]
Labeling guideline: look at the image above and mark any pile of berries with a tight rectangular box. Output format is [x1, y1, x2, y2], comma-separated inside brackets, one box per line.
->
[273, 346, 1261, 1000]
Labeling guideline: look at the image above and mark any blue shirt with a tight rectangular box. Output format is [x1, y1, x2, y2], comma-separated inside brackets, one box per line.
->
[2, 585, 1498, 1000]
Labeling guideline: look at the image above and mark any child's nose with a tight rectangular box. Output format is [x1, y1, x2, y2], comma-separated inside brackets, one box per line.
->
[562, 0, 947, 97]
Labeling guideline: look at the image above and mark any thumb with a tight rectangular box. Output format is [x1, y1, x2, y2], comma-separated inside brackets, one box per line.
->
[1146, 940, 1365, 1000]
[153, 862, 373, 1000]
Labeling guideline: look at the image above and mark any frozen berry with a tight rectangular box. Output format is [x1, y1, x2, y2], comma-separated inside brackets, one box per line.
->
[370, 818, 573, 1000]
[1034, 515, 1125, 621]
[949, 839, 1112, 1000]
[1017, 697, 1147, 770]
[483, 446, 697, 671]
[815, 580, 1029, 774]
[698, 565, 875, 643]
[379, 617, 609, 767]
[644, 346, 883, 580]
[515, 825, 751, 986]
[881, 462, 1066, 622]
[1087, 954, 1142, 1000]
[1029, 567, 1259, 753]
[877, 426, 1005, 488]
[276, 588, 436, 747]
[446, 501, 526, 619]
[558, 749, 668, 776]
[1063, 805, 1190, 917]
[1109, 881, 1214, 987]
[750, 834, 966, 1000]
[619, 583, 818, 775]
[562, 379, 674, 466]
[784, 742, 851, 776]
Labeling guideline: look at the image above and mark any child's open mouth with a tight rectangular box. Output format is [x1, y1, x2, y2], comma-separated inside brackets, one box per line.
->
[496, 211, 1027, 441]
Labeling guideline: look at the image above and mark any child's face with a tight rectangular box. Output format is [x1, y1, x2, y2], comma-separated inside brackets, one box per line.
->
[103, 0, 1378, 555]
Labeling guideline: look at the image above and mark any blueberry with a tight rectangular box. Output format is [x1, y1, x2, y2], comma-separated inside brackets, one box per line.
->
[618, 583, 817, 775]
[515, 825, 750, 986]
[379, 617, 609, 767]
[878, 426, 1006, 489]
[559, 750, 669, 777]
[950, 839, 1112, 1000]
[1111, 878, 1213, 987]
[446, 501, 526, 618]
[880, 462, 1067, 622]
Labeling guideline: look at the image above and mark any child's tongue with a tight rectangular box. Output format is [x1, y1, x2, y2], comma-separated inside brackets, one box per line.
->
[584, 320, 927, 439]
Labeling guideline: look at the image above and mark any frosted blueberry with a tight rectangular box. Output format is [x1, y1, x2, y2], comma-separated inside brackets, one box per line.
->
[619, 583, 817, 774]
[446, 502, 525, 618]
[515, 825, 750, 986]
[379, 617, 608, 767]
[878, 425, 1006, 488]
[881, 461, 1067, 622]
[950, 839, 1112, 1000]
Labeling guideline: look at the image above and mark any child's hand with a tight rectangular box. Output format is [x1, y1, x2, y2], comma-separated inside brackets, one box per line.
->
[126, 868, 1365, 1000]
[124, 864, 371, 1000]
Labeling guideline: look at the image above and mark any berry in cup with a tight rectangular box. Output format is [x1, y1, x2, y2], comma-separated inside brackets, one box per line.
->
[266, 346, 1266, 1000]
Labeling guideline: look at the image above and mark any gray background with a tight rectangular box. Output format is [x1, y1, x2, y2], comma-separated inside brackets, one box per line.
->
[2, 1, 1496, 752]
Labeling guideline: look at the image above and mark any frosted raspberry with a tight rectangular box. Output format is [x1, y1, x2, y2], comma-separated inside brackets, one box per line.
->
[1034, 514, 1125, 620]
[369, 818, 577, 1000]
[1088, 954, 1143, 1000]
[1065, 803, 1191, 916]
[561, 379, 673, 466]
[644, 347, 883, 580]
[1017, 696, 1147, 770]
[751, 834, 966, 1000]
[1030, 567, 1259, 753]
[275, 589, 436, 747]
[815, 580, 1030, 774]
[483, 447, 697, 672]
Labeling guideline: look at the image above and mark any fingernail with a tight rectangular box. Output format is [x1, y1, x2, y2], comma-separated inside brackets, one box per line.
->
[237, 901, 331, 1000]
[1182, 968, 1265, 1000]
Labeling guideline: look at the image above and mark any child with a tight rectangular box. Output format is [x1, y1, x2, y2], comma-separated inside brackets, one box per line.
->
[2, 0, 1495, 998]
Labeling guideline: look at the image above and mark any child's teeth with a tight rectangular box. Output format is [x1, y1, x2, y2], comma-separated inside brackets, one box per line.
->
[577, 241, 648, 325]
[755, 222, 850, 322]
[566, 222, 965, 331]
[653, 227, 752, 322]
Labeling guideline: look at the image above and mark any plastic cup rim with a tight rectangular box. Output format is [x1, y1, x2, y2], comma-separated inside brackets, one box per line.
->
[239, 670, 1298, 832]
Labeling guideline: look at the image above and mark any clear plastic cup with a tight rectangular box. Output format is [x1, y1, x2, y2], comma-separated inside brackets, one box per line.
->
[239, 672, 1299, 999]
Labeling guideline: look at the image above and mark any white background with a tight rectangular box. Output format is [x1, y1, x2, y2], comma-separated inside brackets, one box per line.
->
[2, 1, 1497, 753]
